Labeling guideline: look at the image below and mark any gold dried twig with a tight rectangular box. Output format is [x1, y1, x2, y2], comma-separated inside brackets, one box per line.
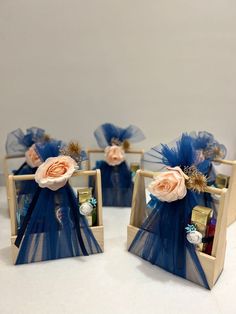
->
[184, 165, 208, 193]
[203, 144, 225, 159]
[60, 141, 82, 163]
[122, 139, 130, 151]
[43, 134, 51, 142]
[111, 137, 130, 151]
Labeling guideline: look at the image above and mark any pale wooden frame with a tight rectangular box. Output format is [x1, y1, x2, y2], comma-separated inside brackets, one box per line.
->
[214, 158, 236, 226]
[8, 170, 104, 264]
[127, 170, 228, 289]
[86, 148, 144, 170]
[3, 154, 25, 213]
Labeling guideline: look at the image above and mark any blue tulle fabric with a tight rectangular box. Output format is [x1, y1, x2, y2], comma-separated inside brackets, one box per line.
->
[94, 123, 145, 148]
[6, 127, 46, 156]
[191, 131, 227, 161]
[142, 131, 226, 213]
[14, 139, 64, 176]
[94, 161, 133, 207]
[191, 131, 227, 212]
[15, 183, 102, 264]
[15, 140, 65, 229]
[129, 134, 210, 288]
[92, 123, 145, 207]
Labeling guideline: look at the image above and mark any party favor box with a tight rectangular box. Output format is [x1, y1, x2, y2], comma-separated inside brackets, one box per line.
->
[127, 170, 228, 289]
[88, 123, 145, 207]
[8, 170, 104, 265]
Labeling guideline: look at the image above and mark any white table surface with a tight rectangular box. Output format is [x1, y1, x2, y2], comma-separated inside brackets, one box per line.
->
[0, 187, 236, 314]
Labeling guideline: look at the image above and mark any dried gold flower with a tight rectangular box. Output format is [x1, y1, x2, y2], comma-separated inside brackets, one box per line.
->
[111, 138, 130, 151]
[184, 166, 208, 193]
[60, 141, 82, 163]
[122, 140, 130, 151]
[203, 144, 226, 160]
[43, 134, 51, 142]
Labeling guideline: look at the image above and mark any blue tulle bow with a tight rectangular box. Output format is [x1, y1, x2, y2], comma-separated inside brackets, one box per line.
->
[13, 140, 65, 177]
[34, 140, 65, 162]
[191, 131, 227, 161]
[6, 127, 46, 156]
[94, 123, 145, 148]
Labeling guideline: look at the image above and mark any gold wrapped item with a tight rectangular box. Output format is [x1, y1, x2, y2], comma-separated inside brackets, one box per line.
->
[191, 206, 213, 252]
[215, 174, 230, 189]
[77, 187, 92, 204]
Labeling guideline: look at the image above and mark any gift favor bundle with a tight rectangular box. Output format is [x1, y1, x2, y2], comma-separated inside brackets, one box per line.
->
[5, 129, 103, 265]
[3, 126, 235, 291]
[128, 133, 229, 289]
[88, 123, 145, 207]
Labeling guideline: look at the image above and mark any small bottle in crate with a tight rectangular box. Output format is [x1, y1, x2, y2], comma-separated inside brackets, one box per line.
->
[77, 187, 97, 226]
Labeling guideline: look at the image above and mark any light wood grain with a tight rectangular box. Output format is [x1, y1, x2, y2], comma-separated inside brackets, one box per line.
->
[214, 159, 236, 226]
[95, 169, 103, 226]
[3, 157, 11, 212]
[8, 175, 17, 235]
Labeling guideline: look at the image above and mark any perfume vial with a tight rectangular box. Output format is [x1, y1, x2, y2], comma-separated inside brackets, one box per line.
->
[205, 218, 216, 255]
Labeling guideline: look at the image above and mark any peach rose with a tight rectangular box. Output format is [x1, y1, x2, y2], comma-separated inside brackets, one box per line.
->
[35, 156, 76, 191]
[25, 144, 42, 168]
[105, 145, 125, 166]
[148, 166, 187, 202]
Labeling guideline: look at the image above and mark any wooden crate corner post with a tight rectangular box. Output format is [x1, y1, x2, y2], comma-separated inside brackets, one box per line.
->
[214, 159, 236, 226]
[91, 169, 104, 251]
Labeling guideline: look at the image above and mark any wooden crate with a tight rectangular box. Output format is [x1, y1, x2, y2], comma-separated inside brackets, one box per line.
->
[127, 170, 228, 289]
[214, 158, 236, 226]
[8, 170, 104, 264]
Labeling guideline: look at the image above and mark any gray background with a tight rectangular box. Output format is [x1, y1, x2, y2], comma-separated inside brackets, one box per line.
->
[1, 0, 236, 174]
